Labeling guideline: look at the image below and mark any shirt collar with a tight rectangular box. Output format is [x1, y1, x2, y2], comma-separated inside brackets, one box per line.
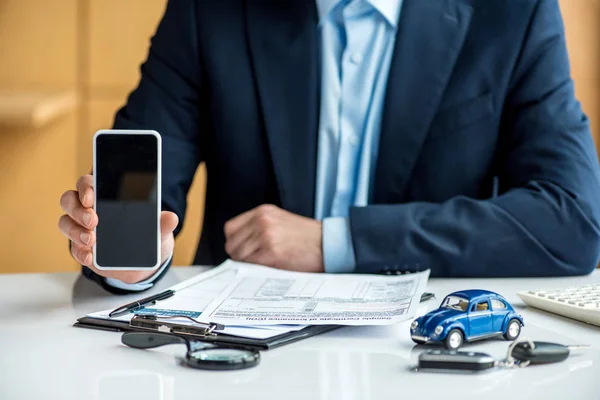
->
[368, 0, 402, 26]
[316, 0, 403, 27]
[316, 0, 339, 22]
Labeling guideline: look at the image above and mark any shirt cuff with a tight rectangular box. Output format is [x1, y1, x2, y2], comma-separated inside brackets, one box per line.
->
[322, 217, 356, 273]
[104, 253, 173, 292]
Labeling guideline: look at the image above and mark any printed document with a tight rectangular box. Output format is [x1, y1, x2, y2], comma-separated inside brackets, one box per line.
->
[86, 266, 302, 339]
[85, 260, 430, 338]
[201, 261, 430, 326]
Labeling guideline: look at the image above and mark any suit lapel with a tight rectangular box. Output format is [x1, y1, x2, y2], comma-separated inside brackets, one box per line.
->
[245, 1, 320, 217]
[374, 0, 474, 203]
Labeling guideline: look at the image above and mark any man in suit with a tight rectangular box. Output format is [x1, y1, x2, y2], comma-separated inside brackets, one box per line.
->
[58, 0, 600, 293]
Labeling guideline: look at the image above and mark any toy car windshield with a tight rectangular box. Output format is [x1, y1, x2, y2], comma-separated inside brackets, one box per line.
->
[441, 295, 469, 311]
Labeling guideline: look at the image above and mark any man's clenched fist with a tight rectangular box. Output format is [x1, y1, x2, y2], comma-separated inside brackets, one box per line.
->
[224, 204, 324, 273]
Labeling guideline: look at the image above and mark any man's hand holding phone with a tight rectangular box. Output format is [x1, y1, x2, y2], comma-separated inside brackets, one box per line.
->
[58, 174, 178, 284]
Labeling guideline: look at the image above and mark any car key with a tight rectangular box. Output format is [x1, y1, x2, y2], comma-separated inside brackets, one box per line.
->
[510, 341, 589, 365]
[417, 350, 497, 372]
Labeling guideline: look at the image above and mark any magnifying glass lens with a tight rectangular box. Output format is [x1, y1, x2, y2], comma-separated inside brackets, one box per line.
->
[187, 348, 260, 370]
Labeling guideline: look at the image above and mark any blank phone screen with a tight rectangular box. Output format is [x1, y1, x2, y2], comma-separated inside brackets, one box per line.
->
[95, 133, 159, 268]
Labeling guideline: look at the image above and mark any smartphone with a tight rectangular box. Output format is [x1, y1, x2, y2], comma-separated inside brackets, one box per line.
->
[93, 129, 161, 270]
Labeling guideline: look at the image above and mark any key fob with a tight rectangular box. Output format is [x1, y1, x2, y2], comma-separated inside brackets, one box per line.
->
[417, 350, 497, 372]
[511, 341, 570, 364]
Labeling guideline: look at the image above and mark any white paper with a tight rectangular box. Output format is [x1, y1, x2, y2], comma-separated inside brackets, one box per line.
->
[200, 262, 430, 326]
[85, 264, 306, 339]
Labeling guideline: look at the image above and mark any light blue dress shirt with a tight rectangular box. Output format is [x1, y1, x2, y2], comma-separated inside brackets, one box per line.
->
[316, 0, 402, 273]
[107, 0, 402, 290]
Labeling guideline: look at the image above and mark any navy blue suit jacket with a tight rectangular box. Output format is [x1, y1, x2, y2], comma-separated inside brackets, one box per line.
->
[109, 0, 600, 278]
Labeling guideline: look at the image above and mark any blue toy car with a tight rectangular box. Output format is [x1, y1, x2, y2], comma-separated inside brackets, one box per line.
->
[410, 290, 523, 350]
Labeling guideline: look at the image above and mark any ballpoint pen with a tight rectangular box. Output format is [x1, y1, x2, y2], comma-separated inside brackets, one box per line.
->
[109, 289, 176, 318]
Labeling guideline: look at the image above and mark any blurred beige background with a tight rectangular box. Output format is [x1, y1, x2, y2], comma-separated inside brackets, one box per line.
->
[0, 0, 597, 274]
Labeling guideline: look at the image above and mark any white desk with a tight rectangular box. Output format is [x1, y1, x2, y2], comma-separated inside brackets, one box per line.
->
[1, 267, 600, 400]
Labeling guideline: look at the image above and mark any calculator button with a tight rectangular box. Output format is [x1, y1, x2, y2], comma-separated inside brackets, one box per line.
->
[578, 302, 594, 307]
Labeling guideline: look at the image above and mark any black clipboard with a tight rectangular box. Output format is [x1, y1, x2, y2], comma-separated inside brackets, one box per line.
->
[74, 315, 340, 350]
[73, 292, 434, 350]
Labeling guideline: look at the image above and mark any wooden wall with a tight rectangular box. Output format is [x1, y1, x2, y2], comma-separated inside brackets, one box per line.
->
[560, 0, 600, 152]
[0, 0, 79, 273]
[0, 0, 597, 273]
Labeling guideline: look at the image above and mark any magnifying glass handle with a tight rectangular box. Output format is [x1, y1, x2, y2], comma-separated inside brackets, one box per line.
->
[122, 332, 186, 349]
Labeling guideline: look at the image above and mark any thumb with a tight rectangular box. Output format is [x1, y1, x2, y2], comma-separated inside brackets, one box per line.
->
[160, 211, 179, 236]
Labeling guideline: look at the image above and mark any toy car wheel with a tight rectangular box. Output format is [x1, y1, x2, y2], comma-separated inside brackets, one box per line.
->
[503, 319, 521, 340]
[444, 329, 463, 350]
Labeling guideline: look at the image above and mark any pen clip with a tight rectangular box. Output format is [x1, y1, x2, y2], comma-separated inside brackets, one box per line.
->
[136, 315, 158, 321]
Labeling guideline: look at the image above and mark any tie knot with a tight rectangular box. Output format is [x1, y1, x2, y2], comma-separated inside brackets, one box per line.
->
[332, 0, 372, 25]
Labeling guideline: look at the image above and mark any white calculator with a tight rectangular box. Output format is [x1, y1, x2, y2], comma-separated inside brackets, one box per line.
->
[517, 284, 600, 326]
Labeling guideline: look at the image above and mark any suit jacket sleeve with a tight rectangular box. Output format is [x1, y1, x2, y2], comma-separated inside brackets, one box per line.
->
[82, 0, 204, 291]
[350, 0, 600, 277]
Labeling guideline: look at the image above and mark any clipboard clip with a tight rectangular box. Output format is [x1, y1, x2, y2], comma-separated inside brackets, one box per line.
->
[130, 314, 225, 338]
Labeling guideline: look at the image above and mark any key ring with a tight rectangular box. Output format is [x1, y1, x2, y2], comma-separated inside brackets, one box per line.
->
[500, 338, 535, 368]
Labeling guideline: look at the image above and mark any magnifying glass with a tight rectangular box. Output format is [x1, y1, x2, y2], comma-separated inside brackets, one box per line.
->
[121, 332, 260, 371]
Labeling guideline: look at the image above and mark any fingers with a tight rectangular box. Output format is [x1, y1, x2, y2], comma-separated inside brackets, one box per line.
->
[159, 212, 178, 263]
[225, 219, 256, 255]
[58, 214, 95, 248]
[76, 174, 94, 208]
[71, 242, 93, 266]
[224, 209, 256, 259]
[244, 249, 276, 268]
[228, 230, 262, 261]
[60, 190, 97, 229]
[224, 209, 259, 260]
[224, 205, 272, 237]
[225, 205, 280, 261]
[63, 175, 177, 277]
[160, 211, 179, 236]
[224, 204, 279, 238]
[59, 175, 96, 267]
